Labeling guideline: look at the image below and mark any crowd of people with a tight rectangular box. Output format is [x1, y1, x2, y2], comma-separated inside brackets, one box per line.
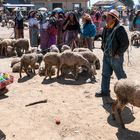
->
[26, 9, 97, 53]
[11, 8, 140, 53]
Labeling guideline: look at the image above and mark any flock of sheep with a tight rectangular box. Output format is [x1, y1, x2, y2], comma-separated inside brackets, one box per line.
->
[1, 37, 140, 130]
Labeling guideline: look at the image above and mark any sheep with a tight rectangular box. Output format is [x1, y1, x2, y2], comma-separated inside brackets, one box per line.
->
[7, 20, 15, 28]
[50, 45, 60, 53]
[0, 39, 15, 56]
[43, 52, 61, 79]
[14, 38, 29, 57]
[11, 58, 21, 68]
[38, 61, 55, 76]
[112, 79, 140, 129]
[12, 62, 21, 73]
[59, 51, 96, 80]
[61, 45, 71, 52]
[6, 46, 16, 57]
[76, 51, 100, 70]
[19, 53, 43, 78]
[73, 47, 91, 52]
[131, 31, 140, 46]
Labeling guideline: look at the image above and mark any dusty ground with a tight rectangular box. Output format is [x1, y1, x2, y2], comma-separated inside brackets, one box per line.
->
[0, 25, 140, 140]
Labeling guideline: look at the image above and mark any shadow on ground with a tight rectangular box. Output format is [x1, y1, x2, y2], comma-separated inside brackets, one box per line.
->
[42, 72, 97, 85]
[18, 73, 35, 83]
[116, 128, 140, 140]
[101, 97, 135, 128]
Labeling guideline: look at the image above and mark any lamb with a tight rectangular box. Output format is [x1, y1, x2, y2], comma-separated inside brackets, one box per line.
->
[38, 61, 55, 76]
[73, 47, 91, 52]
[61, 45, 71, 52]
[43, 52, 61, 79]
[50, 45, 60, 53]
[14, 38, 29, 57]
[19, 53, 43, 78]
[112, 79, 140, 129]
[59, 52, 96, 80]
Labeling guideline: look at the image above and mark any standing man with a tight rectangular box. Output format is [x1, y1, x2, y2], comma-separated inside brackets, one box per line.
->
[95, 9, 129, 97]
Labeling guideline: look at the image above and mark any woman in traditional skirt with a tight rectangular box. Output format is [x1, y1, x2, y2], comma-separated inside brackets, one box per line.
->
[28, 10, 39, 48]
[47, 12, 58, 50]
[63, 12, 80, 49]
[14, 10, 24, 39]
[39, 11, 49, 52]
[57, 12, 65, 45]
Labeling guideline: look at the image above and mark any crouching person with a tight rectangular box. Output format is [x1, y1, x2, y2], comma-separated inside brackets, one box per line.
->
[81, 13, 96, 50]
[95, 9, 129, 97]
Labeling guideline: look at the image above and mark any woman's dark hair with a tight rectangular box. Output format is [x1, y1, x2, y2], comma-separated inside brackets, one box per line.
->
[58, 13, 65, 19]
[95, 12, 101, 20]
[50, 11, 57, 17]
[65, 12, 79, 23]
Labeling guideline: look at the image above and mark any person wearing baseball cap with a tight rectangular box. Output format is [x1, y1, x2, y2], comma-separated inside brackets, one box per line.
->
[95, 9, 129, 97]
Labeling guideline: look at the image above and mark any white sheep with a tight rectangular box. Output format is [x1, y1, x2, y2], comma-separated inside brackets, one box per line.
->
[61, 45, 71, 52]
[50, 45, 60, 53]
[112, 79, 140, 129]
[59, 51, 96, 80]
[73, 47, 91, 52]
[43, 52, 61, 79]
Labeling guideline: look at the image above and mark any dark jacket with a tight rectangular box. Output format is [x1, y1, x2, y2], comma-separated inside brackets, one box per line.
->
[101, 25, 129, 56]
[15, 18, 24, 29]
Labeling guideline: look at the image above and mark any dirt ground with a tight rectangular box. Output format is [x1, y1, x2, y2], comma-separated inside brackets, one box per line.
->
[0, 25, 140, 140]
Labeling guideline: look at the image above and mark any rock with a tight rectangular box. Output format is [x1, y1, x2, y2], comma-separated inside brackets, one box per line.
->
[55, 119, 61, 125]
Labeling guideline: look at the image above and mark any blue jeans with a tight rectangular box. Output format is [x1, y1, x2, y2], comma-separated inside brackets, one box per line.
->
[101, 54, 127, 93]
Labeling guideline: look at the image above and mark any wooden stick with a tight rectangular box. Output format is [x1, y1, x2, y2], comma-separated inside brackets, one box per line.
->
[25, 99, 47, 107]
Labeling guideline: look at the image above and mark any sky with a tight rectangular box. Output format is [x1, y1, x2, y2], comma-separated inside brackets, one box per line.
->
[90, 0, 139, 5]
